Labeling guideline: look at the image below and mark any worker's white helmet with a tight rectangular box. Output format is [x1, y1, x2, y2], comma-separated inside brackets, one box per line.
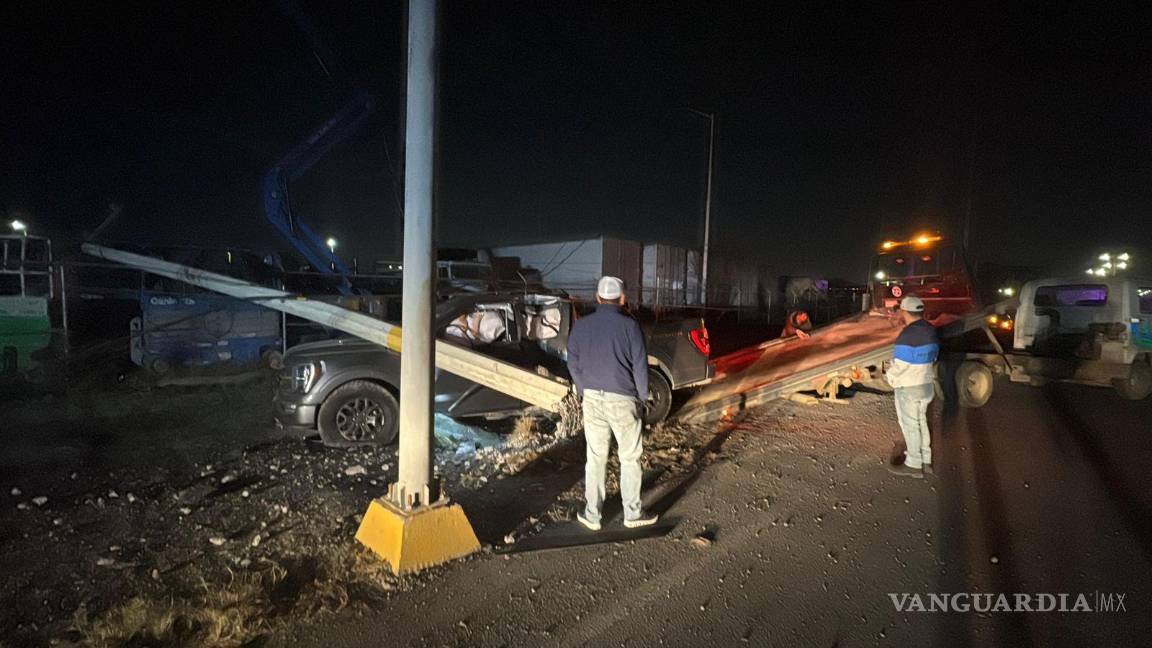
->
[900, 296, 925, 313]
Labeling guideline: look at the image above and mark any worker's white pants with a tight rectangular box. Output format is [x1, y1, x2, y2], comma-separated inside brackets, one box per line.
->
[582, 390, 644, 524]
[895, 383, 934, 469]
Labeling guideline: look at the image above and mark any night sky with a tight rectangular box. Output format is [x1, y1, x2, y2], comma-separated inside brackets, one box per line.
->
[3, 2, 1150, 281]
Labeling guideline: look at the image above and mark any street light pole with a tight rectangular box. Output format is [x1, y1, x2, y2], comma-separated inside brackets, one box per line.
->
[394, 0, 438, 510]
[687, 108, 714, 305]
[356, 0, 479, 574]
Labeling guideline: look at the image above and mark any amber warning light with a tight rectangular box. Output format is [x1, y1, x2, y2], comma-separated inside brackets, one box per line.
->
[879, 233, 943, 252]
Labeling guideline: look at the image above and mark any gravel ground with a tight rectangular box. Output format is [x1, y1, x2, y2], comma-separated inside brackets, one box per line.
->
[1, 374, 944, 647]
[276, 390, 933, 648]
[0, 376, 744, 646]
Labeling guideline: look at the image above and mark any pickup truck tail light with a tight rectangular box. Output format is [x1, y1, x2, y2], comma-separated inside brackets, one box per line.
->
[689, 325, 711, 357]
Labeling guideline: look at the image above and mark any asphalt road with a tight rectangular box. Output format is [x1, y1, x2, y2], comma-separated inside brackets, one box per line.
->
[933, 379, 1152, 647]
[274, 381, 1152, 648]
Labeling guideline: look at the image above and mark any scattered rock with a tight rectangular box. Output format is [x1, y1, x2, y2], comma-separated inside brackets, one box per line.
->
[10, 487, 21, 496]
[179, 507, 192, 516]
[126, 493, 137, 503]
[17, 502, 29, 510]
[108, 490, 119, 499]
[95, 558, 115, 567]
[220, 474, 237, 484]
[344, 465, 367, 476]
[503, 532, 516, 545]
[32, 496, 48, 507]
[209, 537, 227, 546]
[251, 534, 261, 548]
[990, 555, 999, 564]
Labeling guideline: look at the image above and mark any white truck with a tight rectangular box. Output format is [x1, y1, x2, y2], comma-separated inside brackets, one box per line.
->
[950, 276, 1152, 406]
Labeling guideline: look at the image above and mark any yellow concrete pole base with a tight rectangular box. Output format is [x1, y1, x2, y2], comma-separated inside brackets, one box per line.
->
[355, 497, 480, 575]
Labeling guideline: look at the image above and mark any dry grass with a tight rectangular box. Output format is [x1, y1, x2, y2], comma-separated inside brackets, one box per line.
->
[74, 546, 401, 647]
[74, 570, 273, 647]
[506, 414, 542, 447]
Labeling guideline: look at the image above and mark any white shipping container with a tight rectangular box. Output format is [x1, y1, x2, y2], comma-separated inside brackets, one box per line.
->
[493, 238, 695, 306]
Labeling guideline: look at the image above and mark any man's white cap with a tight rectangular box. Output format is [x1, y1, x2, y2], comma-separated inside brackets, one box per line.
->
[596, 275, 625, 300]
[900, 296, 925, 313]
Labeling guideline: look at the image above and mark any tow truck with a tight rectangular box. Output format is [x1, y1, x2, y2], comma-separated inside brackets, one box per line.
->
[943, 276, 1152, 405]
[678, 235, 1151, 423]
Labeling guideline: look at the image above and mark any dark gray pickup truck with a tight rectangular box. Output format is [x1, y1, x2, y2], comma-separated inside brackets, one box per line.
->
[273, 291, 712, 447]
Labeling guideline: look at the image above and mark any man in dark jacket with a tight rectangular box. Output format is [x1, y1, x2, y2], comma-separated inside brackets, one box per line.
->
[567, 276, 658, 530]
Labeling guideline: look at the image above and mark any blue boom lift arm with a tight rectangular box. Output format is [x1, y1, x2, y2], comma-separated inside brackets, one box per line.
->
[261, 92, 376, 296]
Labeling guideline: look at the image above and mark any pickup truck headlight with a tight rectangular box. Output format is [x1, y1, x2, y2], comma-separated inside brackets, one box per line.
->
[292, 362, 321, 393]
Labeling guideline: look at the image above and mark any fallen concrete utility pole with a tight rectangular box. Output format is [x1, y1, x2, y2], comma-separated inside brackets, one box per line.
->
[677, 312, 904, 424]
[80, 243, 571, 412]
[678, 344, 894, 423]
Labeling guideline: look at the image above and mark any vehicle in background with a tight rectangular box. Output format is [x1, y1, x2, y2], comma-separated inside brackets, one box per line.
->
[0, 234, 55, 375]
[869, 234, 978, 318]
[374, 251, 496, 294]
[946, 276, 1152, 406]
[273, 291, 712, 447]
[130, 247, 284, 375]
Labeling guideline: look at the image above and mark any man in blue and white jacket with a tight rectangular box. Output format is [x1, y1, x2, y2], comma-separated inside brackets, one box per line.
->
[886, 296, 940, 478]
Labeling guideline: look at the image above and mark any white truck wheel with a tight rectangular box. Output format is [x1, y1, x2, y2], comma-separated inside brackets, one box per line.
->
[956, 361, 994, 408]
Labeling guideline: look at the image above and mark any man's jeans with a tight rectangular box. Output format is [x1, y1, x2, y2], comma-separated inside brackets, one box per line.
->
[895, 383, 935, 469]
[582, 389, 644, 523]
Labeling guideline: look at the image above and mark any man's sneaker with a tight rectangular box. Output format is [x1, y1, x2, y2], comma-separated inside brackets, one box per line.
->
[623, 512, 659, 528]
[576, 511, 601, 531]
[922, 463, 935, 476]
[886, 464, 924, 479]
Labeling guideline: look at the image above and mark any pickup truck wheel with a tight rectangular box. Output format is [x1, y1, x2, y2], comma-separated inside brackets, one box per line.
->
[644, 369, 673, 425]
[1113, 361, 1152, 401]
[317, 381, 400, 447]
[956, 360, 993, 408]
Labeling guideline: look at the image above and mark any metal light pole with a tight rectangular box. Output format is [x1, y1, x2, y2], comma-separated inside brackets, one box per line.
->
[356, 0, 479, 574]
[687, 108, 714, 305]
[394, 0, 438, 509]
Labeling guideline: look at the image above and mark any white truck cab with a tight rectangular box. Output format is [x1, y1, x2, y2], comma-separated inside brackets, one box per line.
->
[1014, 277, 1152, 364]
[948, 276, 1152, 407]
